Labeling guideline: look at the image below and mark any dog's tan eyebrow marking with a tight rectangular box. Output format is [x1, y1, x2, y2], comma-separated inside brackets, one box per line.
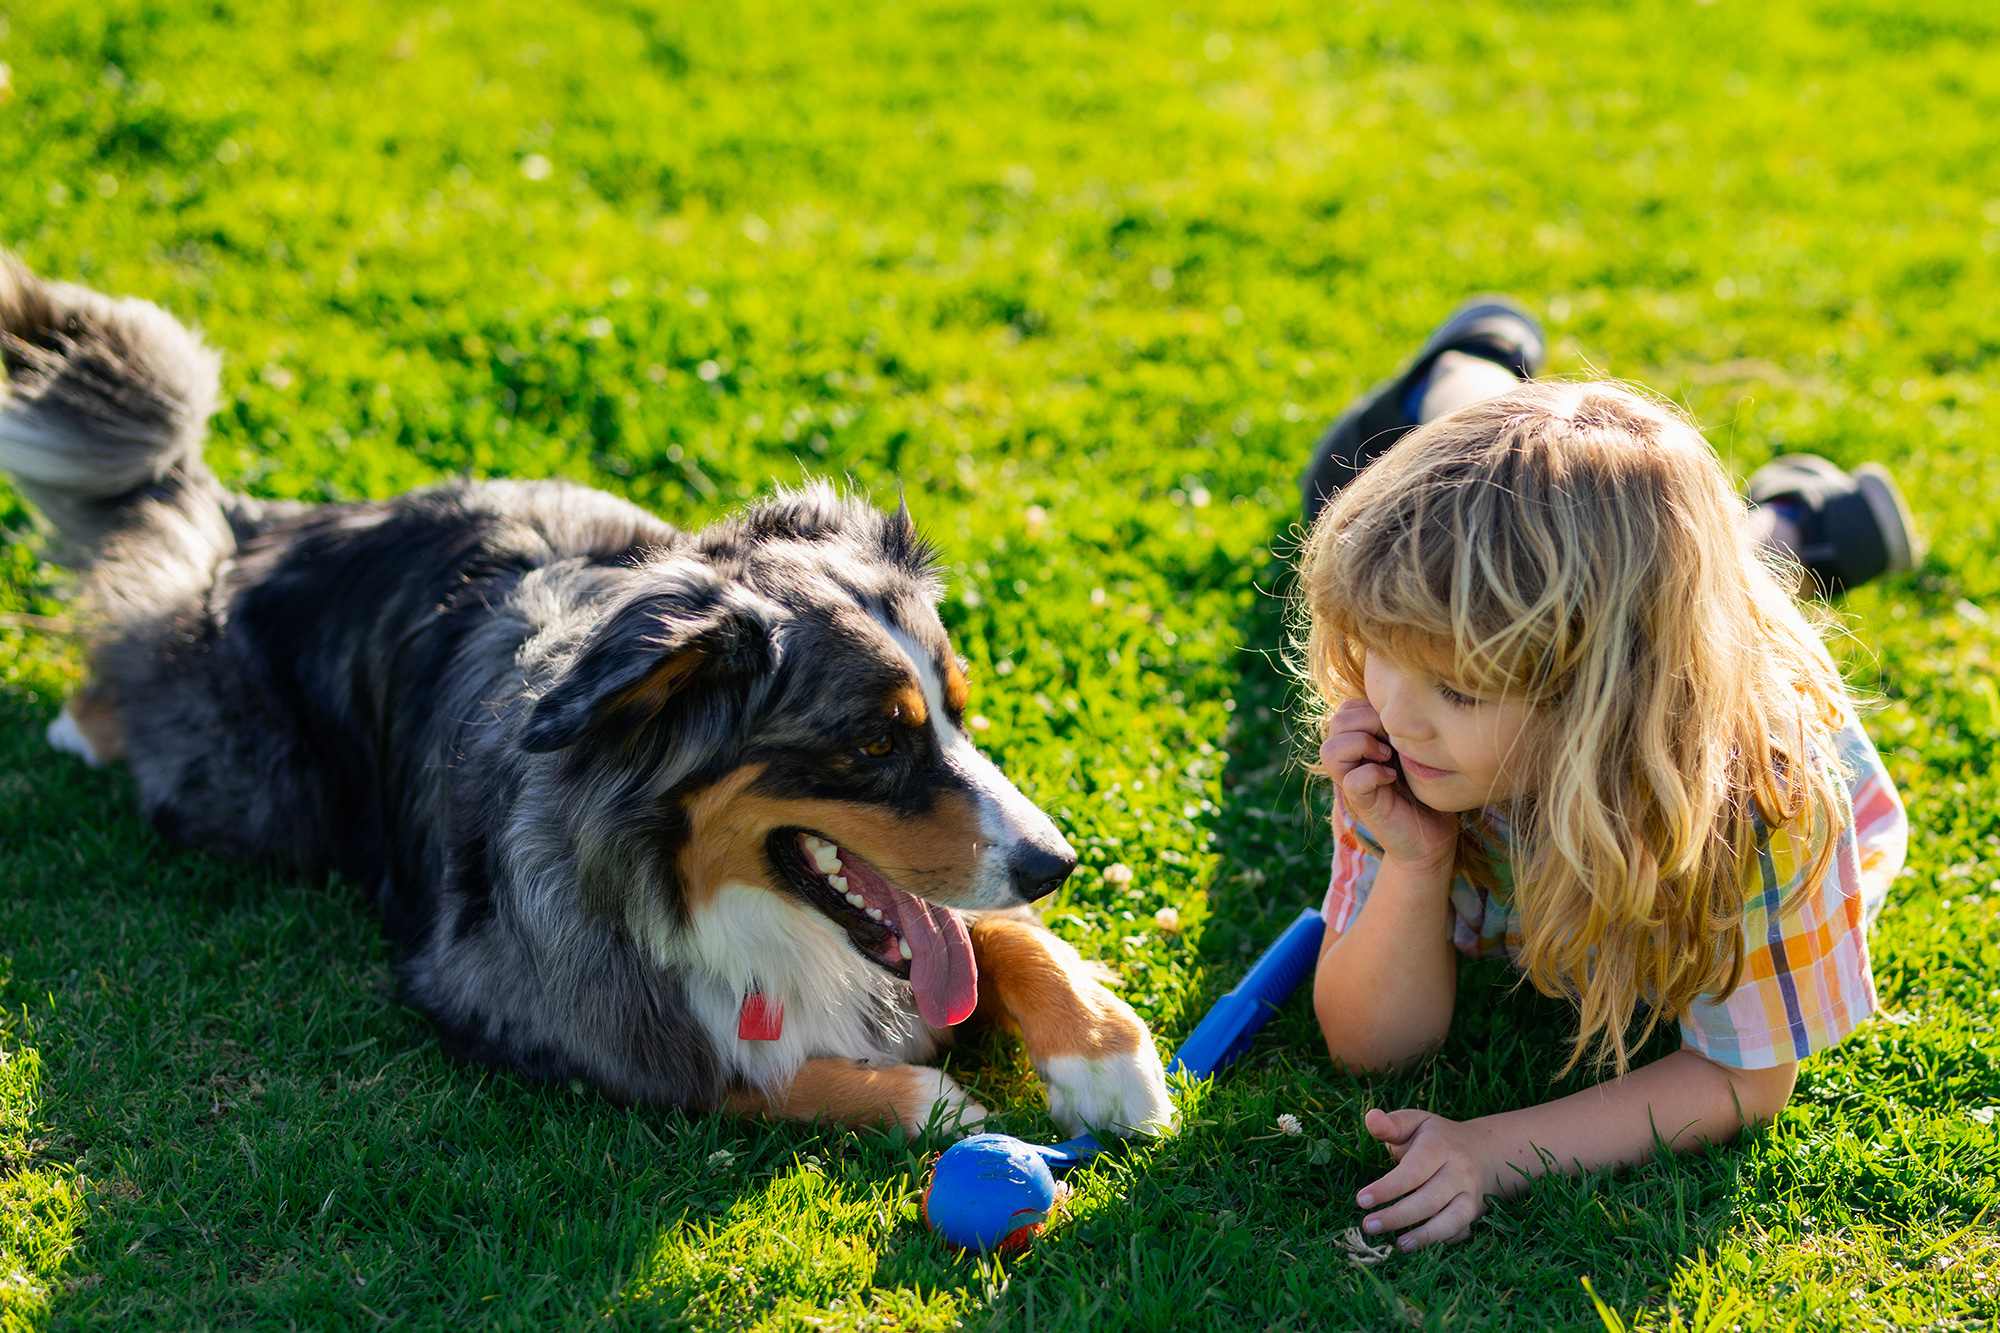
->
[943, 657, 969, 715]
[889, 682, 929, 727]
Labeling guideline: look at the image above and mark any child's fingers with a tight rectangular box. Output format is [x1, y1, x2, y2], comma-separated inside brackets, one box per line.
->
[1357, 1111, 1441, 1208]
[1355, 1154, 1438, 1223]
[1391, 1193, 1481, 1253]
[1338, 763, 1400, 809]
[1362, 1107, 1430, 1147]
[1330, 699, 1383, 734]
[1361, 1174, 1464, 1238]
[1319, 730, 1394, 774]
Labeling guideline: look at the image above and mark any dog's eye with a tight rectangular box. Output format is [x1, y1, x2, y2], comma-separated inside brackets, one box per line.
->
[858, 732, 894, 758]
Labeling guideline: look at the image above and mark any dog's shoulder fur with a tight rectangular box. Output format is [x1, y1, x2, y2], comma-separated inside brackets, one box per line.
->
[0, 253, 1177, 1136]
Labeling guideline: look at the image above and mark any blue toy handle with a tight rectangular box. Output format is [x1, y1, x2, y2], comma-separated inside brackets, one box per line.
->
[1030, 906, 1326, 1167]
[1167, 906, 1325, 1079]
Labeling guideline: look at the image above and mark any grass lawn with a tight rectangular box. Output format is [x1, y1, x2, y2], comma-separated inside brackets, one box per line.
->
[3, 0, 2000, 1326]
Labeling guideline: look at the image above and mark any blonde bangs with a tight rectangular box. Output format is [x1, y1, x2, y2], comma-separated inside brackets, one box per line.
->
[1295, 379, 1851, 1075]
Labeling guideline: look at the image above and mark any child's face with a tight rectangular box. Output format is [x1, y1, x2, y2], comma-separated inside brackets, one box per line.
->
[1361, 649, 1538, 813]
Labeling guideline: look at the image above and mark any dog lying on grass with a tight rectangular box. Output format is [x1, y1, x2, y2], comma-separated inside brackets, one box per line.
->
[0, 254, 1175, 1140]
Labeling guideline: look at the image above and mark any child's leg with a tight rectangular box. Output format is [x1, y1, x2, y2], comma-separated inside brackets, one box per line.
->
[1300, 301, 1921, 595]
[1299, 297, 1545, 524]
[1417, 350, 1521, 422]
[1741, 504, 1805, 567]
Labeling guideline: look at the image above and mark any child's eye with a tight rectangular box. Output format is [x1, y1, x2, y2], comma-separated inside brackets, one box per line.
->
[1435, 684, 1479, 708]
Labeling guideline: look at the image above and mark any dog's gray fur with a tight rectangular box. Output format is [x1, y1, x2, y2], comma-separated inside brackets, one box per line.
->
[0, 256, 1078, 1108]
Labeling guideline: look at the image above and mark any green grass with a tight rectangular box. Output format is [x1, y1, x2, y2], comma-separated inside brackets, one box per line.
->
[2, 0, 1999, 1326]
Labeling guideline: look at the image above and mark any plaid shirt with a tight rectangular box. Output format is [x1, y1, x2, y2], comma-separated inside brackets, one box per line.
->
[1321, 713, 1907, 1070]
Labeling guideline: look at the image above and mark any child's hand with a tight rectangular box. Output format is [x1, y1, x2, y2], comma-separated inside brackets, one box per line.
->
[1320, 701, 1457, 870]
[1355, 1107, 1496, 1251]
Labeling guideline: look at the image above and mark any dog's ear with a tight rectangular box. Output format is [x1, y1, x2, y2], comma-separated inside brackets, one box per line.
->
[519, 588, 774, 754]
[880, 490, 935, 575]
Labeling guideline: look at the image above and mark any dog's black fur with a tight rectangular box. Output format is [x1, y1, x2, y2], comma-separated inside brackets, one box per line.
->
[0, 256, 1167, 1128]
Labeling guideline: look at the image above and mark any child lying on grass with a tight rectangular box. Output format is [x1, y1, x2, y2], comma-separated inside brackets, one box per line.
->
[1294, 338, 1909, 1251]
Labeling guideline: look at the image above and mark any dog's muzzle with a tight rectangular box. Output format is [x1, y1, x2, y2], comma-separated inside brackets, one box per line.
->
[1008, 837, 1076, 904]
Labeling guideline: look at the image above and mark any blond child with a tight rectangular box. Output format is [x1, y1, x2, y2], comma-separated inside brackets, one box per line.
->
[1298, 379, 1907, 1251]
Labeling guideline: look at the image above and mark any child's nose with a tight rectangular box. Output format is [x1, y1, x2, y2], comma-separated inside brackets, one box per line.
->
[1375, 688, 1429, 741]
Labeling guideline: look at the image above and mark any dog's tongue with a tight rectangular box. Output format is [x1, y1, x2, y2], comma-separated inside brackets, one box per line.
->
[888, 893, 978, 1028]
[823, 839, 980, 1027]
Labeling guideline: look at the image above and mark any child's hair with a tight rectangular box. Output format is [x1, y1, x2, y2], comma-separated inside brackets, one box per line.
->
[1297, 379, 1850, 1074]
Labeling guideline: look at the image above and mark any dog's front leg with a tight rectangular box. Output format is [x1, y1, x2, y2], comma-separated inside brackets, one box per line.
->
[969, 913, 1176, 1139]
[725, 1059, 987, 1134]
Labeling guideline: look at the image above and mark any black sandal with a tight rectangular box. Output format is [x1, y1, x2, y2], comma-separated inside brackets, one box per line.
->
[1746, 454, 1922, 596]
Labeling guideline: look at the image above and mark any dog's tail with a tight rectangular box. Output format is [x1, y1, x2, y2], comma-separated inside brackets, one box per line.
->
[0, 251, 224, 563]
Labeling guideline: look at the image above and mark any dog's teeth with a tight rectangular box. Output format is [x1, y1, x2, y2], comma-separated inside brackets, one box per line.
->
[846, 892, 865, 908]
[804, 835, 827, 852]
[811, 844, 842, 873]
[867, 908, 883, 921]
[898, 939, 913, 960]
[829, 875, 848, 891]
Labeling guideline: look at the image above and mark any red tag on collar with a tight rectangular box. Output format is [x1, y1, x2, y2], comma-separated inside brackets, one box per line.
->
[738, 991, 784, 1042]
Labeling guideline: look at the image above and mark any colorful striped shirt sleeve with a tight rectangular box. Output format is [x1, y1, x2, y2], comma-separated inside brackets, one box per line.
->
[1677, 713, 1906, 1069]
[1320, 791, 1384, 935]
[1320, 797, 1517, 957]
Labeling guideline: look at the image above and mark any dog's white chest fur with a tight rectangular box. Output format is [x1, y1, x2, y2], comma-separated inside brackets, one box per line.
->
[632, 882, 938, 1089]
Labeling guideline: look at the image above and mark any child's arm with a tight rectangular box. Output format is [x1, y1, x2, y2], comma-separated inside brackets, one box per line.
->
[1313, 861, 1457, 1073]
[1355, 1048, 1798, 1251]
[1313, 700, 1462, 1072]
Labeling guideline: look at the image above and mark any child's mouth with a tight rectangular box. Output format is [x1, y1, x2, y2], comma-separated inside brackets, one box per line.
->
[1400, 755, 1453, 782]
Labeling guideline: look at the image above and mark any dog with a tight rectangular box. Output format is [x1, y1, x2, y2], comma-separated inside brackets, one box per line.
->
[0, 254, 1175, 1139]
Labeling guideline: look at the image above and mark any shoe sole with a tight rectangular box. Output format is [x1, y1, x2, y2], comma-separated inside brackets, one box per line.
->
[1853, 463, 1921, 574]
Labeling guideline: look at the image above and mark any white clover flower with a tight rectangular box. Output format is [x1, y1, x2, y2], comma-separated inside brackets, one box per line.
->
[1103, 863, 1134, 887]
[1276, 1113, 1303, 1137]
[706, 1148, 736, 1171]
[1153, 906, 1181, 933]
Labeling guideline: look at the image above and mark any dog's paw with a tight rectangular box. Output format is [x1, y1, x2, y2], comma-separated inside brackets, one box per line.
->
[899, 1067, 989, 1136]
[1039, 1041, 1176, 1140]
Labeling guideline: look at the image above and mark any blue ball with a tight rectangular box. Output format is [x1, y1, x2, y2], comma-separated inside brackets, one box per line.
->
[924, 1133, 1062, 1253]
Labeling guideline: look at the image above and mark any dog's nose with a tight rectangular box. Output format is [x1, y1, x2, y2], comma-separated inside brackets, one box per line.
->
[1008, 839, 1077, 903]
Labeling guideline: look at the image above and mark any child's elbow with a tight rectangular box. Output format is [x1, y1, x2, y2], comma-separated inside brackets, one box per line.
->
[1314, 991, 1431, 1076]
[1312, 947, 1446, 1075]
[1709, 1055, 1798, 1128]
[1313, 987, 1374, 1073]
[1740, 1061, 1799, 1125]
[1313, 967, 1378, 1073]
[1316, 1016, 1376, 1076]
